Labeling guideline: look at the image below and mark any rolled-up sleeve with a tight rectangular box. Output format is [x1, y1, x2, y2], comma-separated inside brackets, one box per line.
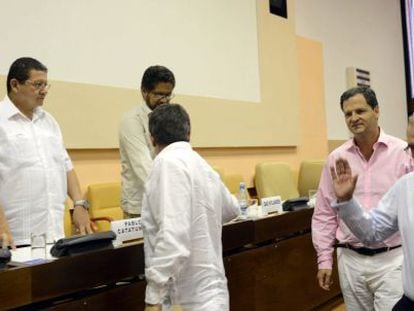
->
[220, 185, 240, 223]
[333, 185, 400, 246]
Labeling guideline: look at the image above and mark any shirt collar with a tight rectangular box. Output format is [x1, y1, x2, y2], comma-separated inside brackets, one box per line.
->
[138, 102, 152, 116]
[157, 141, 192, 157]
[1, 95, 45, 121]
[345, 128, 389, 151]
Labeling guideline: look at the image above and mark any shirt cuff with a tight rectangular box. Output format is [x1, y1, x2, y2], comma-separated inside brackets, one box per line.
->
[145, 281, 168, 305]
[331, 197, 355, 209]
[317, 258, 333, 270]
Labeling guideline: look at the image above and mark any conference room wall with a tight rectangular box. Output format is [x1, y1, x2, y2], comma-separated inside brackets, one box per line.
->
[0, 0, 300, 148]
[3, 1, 404, 191]
[0, 0, 329, 191]
[0, 2, 407, 196]
[296, 0, 408, 140]
[66, 36, 328, 191]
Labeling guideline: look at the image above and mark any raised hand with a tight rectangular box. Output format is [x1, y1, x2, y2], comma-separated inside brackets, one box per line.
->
[330, 158, 358, 202]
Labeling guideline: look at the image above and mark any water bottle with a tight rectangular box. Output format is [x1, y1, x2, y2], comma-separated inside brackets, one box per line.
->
[237, 182, 248, 219]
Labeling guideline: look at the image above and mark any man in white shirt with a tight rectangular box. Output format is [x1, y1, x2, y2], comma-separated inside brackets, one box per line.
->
[331, 157, 414, 310]
[119, 65, 175, 218]
[142, 104, 239, 311]
[0, 57, 93, 246]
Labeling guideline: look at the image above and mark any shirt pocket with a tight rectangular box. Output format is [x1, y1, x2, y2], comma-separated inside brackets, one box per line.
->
[9, 132, 38, 162]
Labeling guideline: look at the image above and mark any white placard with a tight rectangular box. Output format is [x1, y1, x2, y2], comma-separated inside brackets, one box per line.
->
[261, 196, 283, 214]
[111, 217, 143, 246]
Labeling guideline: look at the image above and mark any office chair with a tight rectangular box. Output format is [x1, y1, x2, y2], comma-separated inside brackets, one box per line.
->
[297, 160, 324, 197]
[87, 182, 124, 231]
[254, 162, 299, 201]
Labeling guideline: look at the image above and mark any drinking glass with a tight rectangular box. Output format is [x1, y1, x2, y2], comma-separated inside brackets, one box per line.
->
[31, 233, 47, 259]
[308, 189, 318, 208]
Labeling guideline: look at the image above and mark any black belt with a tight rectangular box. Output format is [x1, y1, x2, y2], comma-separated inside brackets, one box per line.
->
[15, 244, 30, 249]
[335, 243, 401, 256]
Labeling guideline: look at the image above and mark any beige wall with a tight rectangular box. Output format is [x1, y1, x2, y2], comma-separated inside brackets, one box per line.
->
[296, 0, 408, 140]
[1, 0, 329, 192]
[0, 0, 301, 148]
[0, 0, 260, 103]
[70, 35, 328, 192]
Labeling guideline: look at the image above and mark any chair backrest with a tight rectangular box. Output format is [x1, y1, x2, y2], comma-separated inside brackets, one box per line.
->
[255, 162, 299, 201]
[297, 160, 325, 197]
[223, 173, 250, 199]
[87, 182, 123, 231]
[224, 173, 244, 194]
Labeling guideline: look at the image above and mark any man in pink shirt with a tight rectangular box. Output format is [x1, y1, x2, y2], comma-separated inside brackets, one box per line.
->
[312, 87, 412, 310]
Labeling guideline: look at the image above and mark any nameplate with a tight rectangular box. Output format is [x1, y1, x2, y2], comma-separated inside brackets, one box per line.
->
[261, 196, 282, 214]
[111, 217, 143, 246]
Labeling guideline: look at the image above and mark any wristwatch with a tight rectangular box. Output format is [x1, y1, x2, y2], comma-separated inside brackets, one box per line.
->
[73, 199, 89, 210]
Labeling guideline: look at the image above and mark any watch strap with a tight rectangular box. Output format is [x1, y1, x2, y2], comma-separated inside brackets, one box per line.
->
[73, 199, 89, 210]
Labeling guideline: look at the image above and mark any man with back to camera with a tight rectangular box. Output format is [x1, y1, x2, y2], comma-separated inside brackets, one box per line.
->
[142, 104, 240, 311]
[119, 65, 175, 218]
[0, 57, 93, 246]
[312, 86, 413, 310]
[330, 157, 414, 310]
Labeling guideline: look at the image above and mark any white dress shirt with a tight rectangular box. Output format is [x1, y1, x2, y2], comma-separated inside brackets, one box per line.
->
[142, 142, 239, 310]
[0, 96, 72, 245]
[334, 172, 414, 301]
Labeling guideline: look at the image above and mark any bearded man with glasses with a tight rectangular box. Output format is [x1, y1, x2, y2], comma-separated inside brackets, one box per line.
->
[119, 65, 175, 218]
[0, 57, 94, 248]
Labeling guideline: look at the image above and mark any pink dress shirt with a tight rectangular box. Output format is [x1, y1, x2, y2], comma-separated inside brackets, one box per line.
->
[312, 130, 413, 269]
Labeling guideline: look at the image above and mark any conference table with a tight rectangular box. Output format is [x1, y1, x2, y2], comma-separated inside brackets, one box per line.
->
[0, 207, 341, 310]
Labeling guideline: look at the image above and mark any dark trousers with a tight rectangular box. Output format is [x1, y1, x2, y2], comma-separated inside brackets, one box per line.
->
[392, 295, 414, 311]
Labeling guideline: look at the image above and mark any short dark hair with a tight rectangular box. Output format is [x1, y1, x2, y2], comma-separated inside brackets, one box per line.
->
[141, 65, 175, 92]
[7, 57, 48, 93]
[149, 103, 190, 146]
[340, 87, 378, 110]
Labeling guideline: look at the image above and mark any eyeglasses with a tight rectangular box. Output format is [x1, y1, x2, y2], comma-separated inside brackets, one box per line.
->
[150, 92, 174, 101]
[25, 80, 51, 91]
